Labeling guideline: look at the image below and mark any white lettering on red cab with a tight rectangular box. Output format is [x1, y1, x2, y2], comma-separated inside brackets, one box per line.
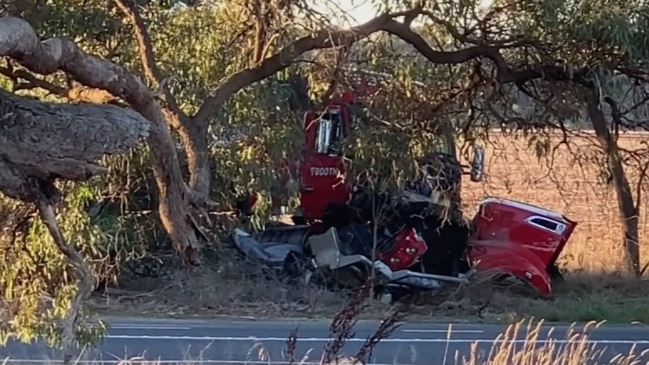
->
[310, 167, 339, 176]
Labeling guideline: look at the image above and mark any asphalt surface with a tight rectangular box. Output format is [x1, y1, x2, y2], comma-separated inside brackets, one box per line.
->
[2, 317, 649, 364]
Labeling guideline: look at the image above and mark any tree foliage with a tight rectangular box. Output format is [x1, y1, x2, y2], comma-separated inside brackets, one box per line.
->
[2, 0, 649, 355]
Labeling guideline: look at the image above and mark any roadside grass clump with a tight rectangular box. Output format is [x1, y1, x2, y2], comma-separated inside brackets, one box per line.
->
[483, 272, 649, 325]
[521, 273, 649, 325]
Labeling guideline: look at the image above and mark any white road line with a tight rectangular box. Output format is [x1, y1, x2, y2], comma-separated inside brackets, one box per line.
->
[0, 361, 403, 364]
[110, 328, 483, 333]
[109, 326, 193, 330]
[102, 335, 649, 344]
[401, 329, 484, 334]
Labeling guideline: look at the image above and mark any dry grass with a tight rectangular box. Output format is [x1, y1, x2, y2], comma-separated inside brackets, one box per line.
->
[489, 273, 649, 324]
[91, 252, 649, 325]
[462, 130, 649, 273]
[3, 320, 648, 364]
[90, 247, 375, 319]
[456, 320, 648, 365]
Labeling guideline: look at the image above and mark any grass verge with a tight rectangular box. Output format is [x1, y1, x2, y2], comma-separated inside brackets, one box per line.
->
[90, 246, 649, 325]
[520, 274, 649, 324]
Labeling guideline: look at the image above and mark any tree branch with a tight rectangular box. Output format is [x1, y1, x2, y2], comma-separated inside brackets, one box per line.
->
[0, 64, 127, 105]
[112, 0, 223, 205]
[111, 0, 189, 127]
[0, 65, 66, 95]
[37, 201, 94, 363]
[0, 16, 208, 262]
[191, 11, 592, 124]
[0, 88, 150, 191]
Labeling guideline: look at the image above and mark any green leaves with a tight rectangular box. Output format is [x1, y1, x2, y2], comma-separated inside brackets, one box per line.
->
[4, 0, 649, 352]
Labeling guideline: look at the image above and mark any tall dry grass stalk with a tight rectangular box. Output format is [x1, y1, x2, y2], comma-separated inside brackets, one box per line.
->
[6, 320, 646, 365]
[458, 319, 647, 365]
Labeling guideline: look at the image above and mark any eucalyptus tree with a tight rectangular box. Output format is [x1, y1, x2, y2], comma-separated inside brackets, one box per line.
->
[357, 0, 649, 275]
[2, 0, 649, 358]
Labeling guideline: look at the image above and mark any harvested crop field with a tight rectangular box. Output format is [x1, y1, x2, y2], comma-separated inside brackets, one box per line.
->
[461, 130, 649, 273]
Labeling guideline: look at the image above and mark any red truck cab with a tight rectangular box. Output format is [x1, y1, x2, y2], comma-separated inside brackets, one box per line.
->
[299, 99, 352, 222]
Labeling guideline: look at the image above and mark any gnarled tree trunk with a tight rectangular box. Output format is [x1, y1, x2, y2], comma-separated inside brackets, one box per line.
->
[0, 16, 208, 264]
[0, 87, 150, 362]
[113, 0, 214, 198]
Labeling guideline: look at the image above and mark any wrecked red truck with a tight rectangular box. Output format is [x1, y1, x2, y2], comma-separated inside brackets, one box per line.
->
[232, 71, 577, 300]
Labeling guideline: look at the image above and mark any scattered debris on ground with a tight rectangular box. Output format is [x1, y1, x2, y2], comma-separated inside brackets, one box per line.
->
[90, 242, 649, 324]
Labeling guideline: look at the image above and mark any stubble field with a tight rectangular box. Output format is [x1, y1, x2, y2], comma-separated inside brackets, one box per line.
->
[461, 130, 649, 274]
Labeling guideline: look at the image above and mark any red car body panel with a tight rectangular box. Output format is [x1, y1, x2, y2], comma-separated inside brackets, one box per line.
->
[378, 227, 428, 271]
[468, 240, 554, 296]
[468, 197, 578, 296]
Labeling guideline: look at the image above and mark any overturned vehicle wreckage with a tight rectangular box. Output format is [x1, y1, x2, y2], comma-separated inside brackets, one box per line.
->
[232, 94, 577, 300]
[233, 191, 577, 300]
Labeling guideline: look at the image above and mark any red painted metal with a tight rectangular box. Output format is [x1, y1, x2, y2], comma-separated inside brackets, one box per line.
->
[299, 102, 351, 222]
[468, 197, 578, 296]
[378, 227, 428, 271]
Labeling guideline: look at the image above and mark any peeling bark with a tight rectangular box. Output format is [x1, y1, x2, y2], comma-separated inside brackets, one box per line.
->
[587, 92, 640, 277]
[0, 16, 209, 264]
[0, 76, 150, 362]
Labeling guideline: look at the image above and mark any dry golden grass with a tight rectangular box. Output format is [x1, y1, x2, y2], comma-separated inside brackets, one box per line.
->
[457, 320, 647, 365]
[90, 248, 366, 320]
[462, 130, 649, 274]
[4, 320, 647, 365]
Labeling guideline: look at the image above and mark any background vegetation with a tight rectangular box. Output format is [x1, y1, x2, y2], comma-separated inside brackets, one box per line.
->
[1, 0, 649, 360]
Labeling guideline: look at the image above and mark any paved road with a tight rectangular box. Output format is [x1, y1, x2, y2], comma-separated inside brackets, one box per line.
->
[2, 317, 649, 364]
